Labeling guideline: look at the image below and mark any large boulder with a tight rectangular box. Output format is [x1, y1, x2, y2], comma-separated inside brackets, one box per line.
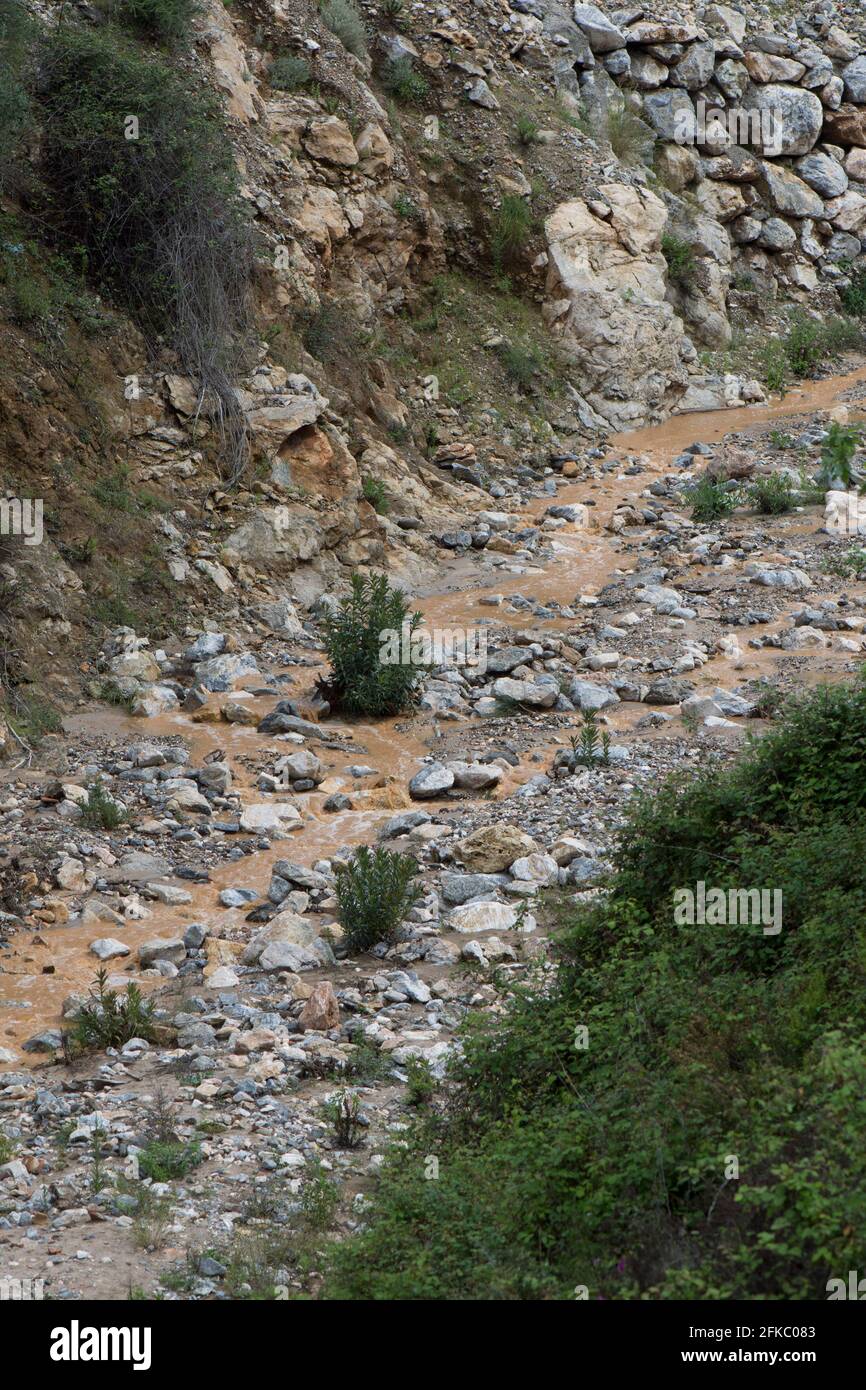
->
[456, 824, 538, 873]
[543, 185, 692, 429]
[742, 84, 823, 156]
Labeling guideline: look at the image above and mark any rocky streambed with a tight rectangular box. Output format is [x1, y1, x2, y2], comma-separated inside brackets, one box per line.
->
[2, 364, 866, 1299]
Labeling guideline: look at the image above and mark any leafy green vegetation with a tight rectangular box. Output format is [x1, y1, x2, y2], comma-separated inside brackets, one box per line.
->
[361, 476, 389, 514]
[138, 1139, 203, 1182]
[81, 781, 127, 831]
[66, 969, 157, 1054]
[381, 56, 428, 105]
[320, 0, 368, 59]
[269, 54, 312, 90]
[661, 232, 695, 286]
[819, 421, 860, 488]
[323, 677, 866, 1299]
[320, 571, 426, 716]
[335, 843, 422, 953]
[109, 0, 197, 45]
[840, 265, 866, 318]
[746, 473, 795, 515]
[38, 25, 254, 480]
[688, 475, 738, 523]
[490, 194, 532, 270]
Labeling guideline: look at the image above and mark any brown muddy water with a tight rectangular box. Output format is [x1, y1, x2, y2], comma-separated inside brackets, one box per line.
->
[3, 363, 866, 1057]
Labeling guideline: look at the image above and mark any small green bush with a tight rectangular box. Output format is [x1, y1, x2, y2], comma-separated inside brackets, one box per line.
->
[490, 194, 532, 268]
[405, 1055, 436, 1106]
[67, 970, 157, 1054]
[661, 231, 695, 286]
[381, 56, 428, 104]
[335, 843, 422, 952]
[515, 113, 539, 146]
[139, 1139, 203, 1182]
[269, 54, 312, 90]
[689, 475, 737, 523]
[840, 265, 866, 317]
[819, 421, 860, 488]
[499, 341, 541, 390]
[111, 0, 197, 45]
[321, 571, 426, 715]
[747, 473, 795, 515]
[362, 476, 389, 514]
[320, 0, 368, 59]
[301, 1160, 340, 1230]
[81, 781, 126, 830]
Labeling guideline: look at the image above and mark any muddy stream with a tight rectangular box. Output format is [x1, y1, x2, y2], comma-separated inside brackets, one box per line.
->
[3, 363, 866, 1059]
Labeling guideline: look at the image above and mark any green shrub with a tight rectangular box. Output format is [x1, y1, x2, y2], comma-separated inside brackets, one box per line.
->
[320, 0, 368, 59]
[746, 473, 795, 515]
[381, 56, 428, 104]
[688, 475, 737, 523]
[67, 969, 157, 1054]
[38, 27, 254, 481]
[321, 677, 866, 1300]
[405, 1055, 436, 1106]
[269, 54, 312, 90]
[110, 0, 197, 44]
[300, 1159, 340, 1230]
[820, 544, 866, 580]
[336, 843, 422, 952]
[661, 231, 695, 286]
[784, 315, 824, 376]
[361, 476, 389, 514]
[515, 113, 539, 146]
[0, 0, 33, 192]
[490, 194, 532, 268]
[499, 341, 541, 390]
[81, 781, 126, 830]
[819, 421, 860, 488]
[605, 97, 654, 165]
[322, 1089, 364, 1149]
[569, 708, 611, 766]
[840, 265, 866, 317]
[320, 571, 426, 715]
[138, 1139, 203, 1182]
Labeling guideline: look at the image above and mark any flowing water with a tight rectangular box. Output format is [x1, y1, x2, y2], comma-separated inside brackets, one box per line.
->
[3, 363, 866, 1059]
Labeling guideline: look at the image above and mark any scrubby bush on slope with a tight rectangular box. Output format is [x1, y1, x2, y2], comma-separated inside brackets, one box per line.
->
[38, 26, 255, 479]
[323, 677, 866, 1299]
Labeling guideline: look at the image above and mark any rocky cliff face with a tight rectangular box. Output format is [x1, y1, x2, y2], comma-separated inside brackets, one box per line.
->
[1, 0, 866, 739]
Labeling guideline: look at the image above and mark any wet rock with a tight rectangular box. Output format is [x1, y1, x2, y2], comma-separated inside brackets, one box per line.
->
[139, 938, 186, 967]
[89, 938, 130, 961]
[409, 763, 455, 799]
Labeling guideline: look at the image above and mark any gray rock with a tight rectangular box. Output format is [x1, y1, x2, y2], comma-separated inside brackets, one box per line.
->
[409, 763, 455, 799]
[569, 680, 620, 711]
[842, 56, 866, 105]
[743, 84, 823, 157]
[572, 4, 626, 52]
[794, 153, 848, 199]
